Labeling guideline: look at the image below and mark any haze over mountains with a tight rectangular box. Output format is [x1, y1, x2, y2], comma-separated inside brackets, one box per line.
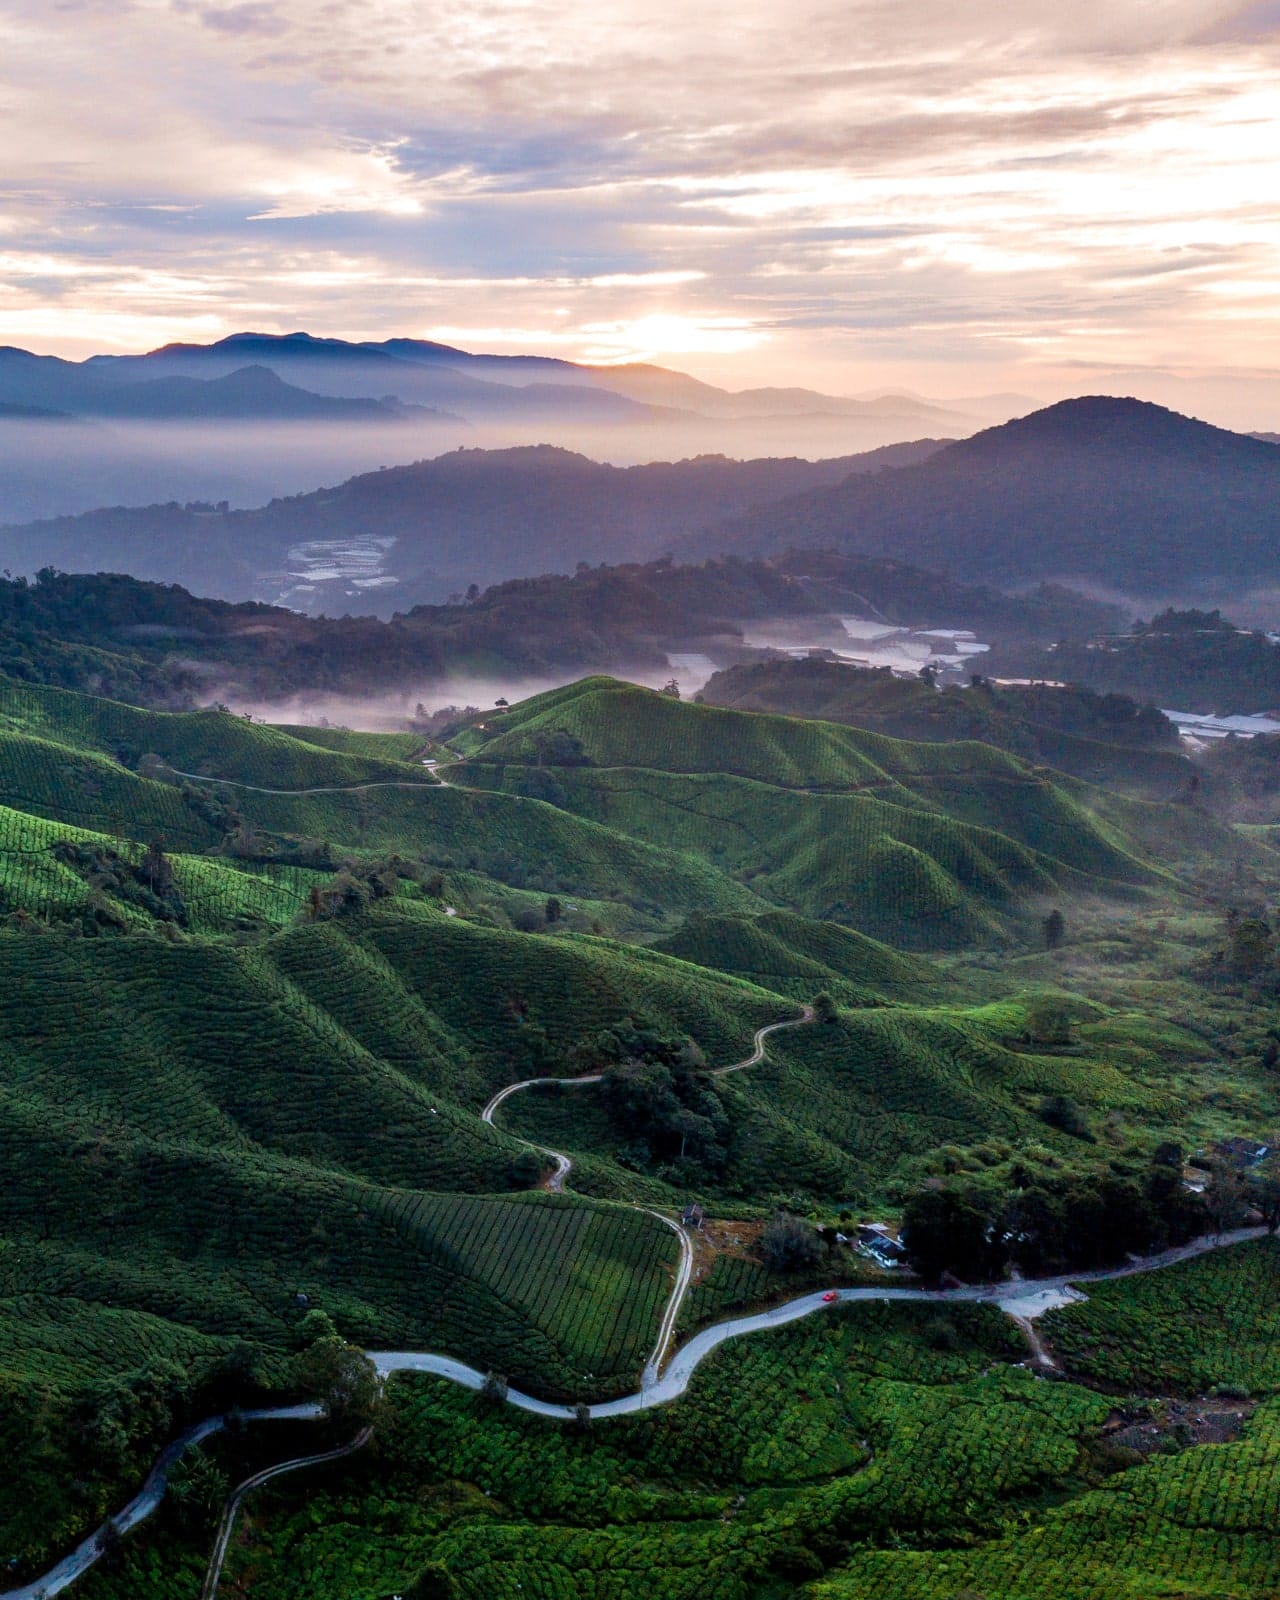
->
[0, 332, 1015, 523]
[685, 398, 1280, 604]
[3, 387, 1277, 620]
[0, 440, 946, 613]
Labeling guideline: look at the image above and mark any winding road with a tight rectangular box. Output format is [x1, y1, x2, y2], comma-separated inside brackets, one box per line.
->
[5, 985, 1271, 1600]
[6, 1224, 1269, 1599]
[0, 1405, 325, 1600]
[480, 1008, 814, 1375]
[198, 1427, 373, 1600]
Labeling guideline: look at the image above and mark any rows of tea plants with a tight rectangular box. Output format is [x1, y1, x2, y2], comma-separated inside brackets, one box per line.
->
[473, 678, 1033, 795]
[263, 918, 487, 1104]
[654, 908, 934, 1004]
[231, 779, 761, 918]
[1045, 1235, 1280, 1394]
[0, 805, 325, 931]
[115, 1300, 1116, 1600]
[380, 1190, 674, 1386]
[532, 767, 1066, 945]
[0, 674, 434, 790]
[0, 930, 522, 1194]
[358, 904, 786, 1093]
[677, 1253, 774, 1331]
[270, 724, 427, 762]
[812, 1397, 1280, 1599]
[0, 730, 219, 848]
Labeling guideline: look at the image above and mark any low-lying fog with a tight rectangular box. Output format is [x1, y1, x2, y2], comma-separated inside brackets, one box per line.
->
[238, 662, 696, 734]
[0, 408, 960, 525]
[233, 620, 994, 736]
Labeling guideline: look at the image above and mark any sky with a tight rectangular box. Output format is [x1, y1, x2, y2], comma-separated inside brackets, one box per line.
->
[1, 0, 1278, 412]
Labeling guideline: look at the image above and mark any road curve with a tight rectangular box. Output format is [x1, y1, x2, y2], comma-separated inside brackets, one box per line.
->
[7, 1228, 1269, 1600]
[199, 1426, 373, 1600]
[0, 1405, 325, 1600]
[371, 1226, 1270, 1418]
[480, 1007, 812, 1364]
[168, 768, 442, 798]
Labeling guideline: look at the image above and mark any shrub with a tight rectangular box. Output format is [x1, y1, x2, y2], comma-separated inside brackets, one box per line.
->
[760, 1211, 824, 1273]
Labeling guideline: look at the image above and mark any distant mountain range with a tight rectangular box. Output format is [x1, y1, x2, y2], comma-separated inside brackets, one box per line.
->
[0, 438, 945, 612]
[3, 387, 1276, 617]
[0, 331, 1036, 524]
[5, 395, 1278, 615]
[0, 329, 1006, 436]
[686, 397, 1280, 601]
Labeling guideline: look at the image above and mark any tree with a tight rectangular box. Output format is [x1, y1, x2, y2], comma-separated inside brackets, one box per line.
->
[545, 896, 563, 924]
[1204, 1160, 1251, 1236]
[1023, 997, 1074, 1047]
[1036, 1093, 1093, 1141]
[531, 729, 587, 767]
[509, 1148, 545, 1189]
[298, 1319, 382, 1429]
[662, 678, 681, 698]
[812, 991, 838, 1024]
[1042, 908, 1065, 950]
[1226, 914, 1276, 980]
[1252, 1171, 1280, 1232]
[480, 1371, 509, 1405]
[403, 1561, 460, 1599]
[573, 1401, 592, 1431]
[901, 1185, 1001, 1282]
[760, 1211, 824, 1273]
[167, 1445, 231, 1534]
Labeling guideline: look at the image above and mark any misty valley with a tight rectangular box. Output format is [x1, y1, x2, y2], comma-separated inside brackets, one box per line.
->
[1, 328, 1279, 1600]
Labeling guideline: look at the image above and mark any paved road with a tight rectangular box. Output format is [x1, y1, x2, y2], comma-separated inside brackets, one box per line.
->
[199, 1426, 373, 1600]
[0, 1405, 324, 1600]
[168, 768, 442, 797]
[480, 1008, 813, 1363]
[370, 1227, 1270, 1419]
[9, 1228, 1269, 1600]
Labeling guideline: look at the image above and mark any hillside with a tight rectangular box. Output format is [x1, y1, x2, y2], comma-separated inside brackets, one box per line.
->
[698, 658, 1193, 797]
[450, 679, 1223, 944]
[0, 562, 1123, 711]
[0, 443, 923, 613]
[687, 398, 1280, 601]
[1, 666, 1279, 1595]
[987, 607, 1280, 716]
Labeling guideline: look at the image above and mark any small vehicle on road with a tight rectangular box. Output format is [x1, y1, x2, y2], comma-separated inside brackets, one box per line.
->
[821, 1290, 839, 1303]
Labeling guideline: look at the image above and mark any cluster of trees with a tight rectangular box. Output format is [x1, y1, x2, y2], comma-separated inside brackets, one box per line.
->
[589, 1023, 729, 1178]
[0, 555, 1131, 721]
[306, 855, 437, 920]
[52, 838, 187, 930]
[699, 658, 1180, 783]
[900, 1145, 1214, 1282]
[1206, 907, 1280, 990]
[760, 1211, 826, 1273]
[991, 608, 1280, 716]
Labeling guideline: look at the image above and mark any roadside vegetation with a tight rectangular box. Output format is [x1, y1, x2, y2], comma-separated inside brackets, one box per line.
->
[1, 669, 1279, 1599]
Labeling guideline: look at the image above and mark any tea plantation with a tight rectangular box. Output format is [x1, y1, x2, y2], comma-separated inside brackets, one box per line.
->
[3, 672, 1280, 1599]
[73, 1257, 1280, 1600]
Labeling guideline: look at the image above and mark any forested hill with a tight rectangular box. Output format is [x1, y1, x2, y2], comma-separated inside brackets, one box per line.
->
[0, 440, 944, 613]
[685, 397, 1280, 599]
[0, 561, 1123, 709]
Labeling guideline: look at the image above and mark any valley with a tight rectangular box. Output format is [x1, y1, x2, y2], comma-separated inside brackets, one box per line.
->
[0, 657, 1277, 1599]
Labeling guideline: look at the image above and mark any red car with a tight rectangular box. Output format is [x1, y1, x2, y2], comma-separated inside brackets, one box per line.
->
[821, 1290, 839, 1303]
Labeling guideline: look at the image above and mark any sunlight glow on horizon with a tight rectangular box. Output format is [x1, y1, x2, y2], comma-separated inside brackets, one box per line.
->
[0, 0, 1276, 414]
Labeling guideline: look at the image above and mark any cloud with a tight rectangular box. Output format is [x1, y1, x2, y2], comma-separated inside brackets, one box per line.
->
[0, 0, 1274, 405]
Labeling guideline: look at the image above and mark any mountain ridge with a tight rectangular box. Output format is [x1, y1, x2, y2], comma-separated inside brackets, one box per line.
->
[686, 396, 1280, 599]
